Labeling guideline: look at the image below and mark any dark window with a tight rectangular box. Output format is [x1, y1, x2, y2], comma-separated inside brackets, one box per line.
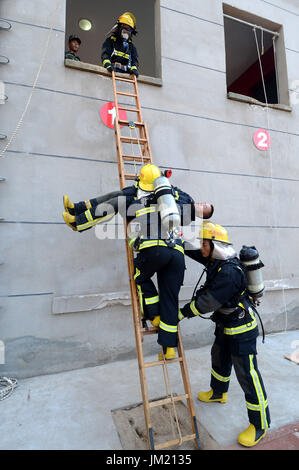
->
[65, 0, 161, 79]
[223, 4, 289, 107]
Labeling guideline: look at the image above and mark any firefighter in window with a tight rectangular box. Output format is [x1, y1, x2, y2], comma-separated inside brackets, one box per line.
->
[101, 12, 139, 77]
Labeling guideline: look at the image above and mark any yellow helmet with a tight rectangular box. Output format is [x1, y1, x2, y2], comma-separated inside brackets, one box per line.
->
[118, 12, 136, 29]
[139, 164, 161, 191]
[198, 221, 231, 245]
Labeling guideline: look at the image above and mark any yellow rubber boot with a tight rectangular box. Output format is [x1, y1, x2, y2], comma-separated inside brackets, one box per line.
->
[238, 424, 266, 447]
[63, 195, 75, 215]
[151, 316, 160, 327]
[62, 211, 77, 231]
[198, 389, 227, 403]
[158, 347, 176, 361]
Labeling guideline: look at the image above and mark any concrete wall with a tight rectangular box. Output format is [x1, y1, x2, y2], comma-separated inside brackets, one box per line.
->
[0, 0, 299, 378]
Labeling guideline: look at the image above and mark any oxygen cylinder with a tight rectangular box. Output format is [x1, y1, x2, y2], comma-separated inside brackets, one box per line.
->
[153, 176, 181, 235]
[239, 246, 265, 299]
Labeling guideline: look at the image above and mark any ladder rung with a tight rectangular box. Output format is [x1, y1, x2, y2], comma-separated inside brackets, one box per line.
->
[114, 76, 135, 83]
[124, 173, 138, 180]
[141, 326, 158, 335]
[149, 394, 189, 408]
[116, 91, 137, 97]
[144, 357, 183, 368]
[122, 155, 151, 163]
[154, 434, 196, 451]
[118, 120, 144, 127]
[118, 106, 140, 113]
[120, 137, 147, 144]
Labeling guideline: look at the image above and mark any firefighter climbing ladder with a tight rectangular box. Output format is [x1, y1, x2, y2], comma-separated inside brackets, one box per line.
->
[110, 71, 200, 450]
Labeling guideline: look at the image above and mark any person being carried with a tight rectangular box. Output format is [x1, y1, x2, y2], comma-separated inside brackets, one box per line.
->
[65, 35, 81, 61]
[179, 221, 270, 448]
[101, 12, 139, 77]
[62, 164, 214, 362]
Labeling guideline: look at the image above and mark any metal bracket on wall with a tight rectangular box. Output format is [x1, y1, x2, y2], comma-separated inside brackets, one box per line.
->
[0, 19, 12, 31]
[0, 177, 6, 182]
[0, 55, 9, 64]
[0, 134, 7, 140]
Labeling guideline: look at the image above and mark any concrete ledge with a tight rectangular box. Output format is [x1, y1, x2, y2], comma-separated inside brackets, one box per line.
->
[64, 59, 163, 87]
[52, 278, 299, 314]
[227, 91, 292, 112]
[52, 291, 131, 314]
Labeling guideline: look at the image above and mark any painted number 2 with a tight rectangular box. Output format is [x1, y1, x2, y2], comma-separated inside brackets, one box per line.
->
[253, 129, 270, 151]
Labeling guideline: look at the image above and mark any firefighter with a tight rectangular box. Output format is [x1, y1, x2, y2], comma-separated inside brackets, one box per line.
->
[65, 35, 81, 61]
[179, 221, 270, 447]
[62, 164, 213, 361]
[101, 12, 139, 77]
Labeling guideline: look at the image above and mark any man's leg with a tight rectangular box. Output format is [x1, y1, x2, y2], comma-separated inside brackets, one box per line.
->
[134, 250, 160, 321]
[157, 248, 185, 349]
[209, 333, 232, 394]
[232, 353, 270, 432]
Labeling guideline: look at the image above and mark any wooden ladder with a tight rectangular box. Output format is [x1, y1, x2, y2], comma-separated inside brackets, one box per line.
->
[110, 70, 200, 450]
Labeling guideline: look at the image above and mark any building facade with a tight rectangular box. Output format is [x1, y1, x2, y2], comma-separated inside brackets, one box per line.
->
[1, 0, 299, 378]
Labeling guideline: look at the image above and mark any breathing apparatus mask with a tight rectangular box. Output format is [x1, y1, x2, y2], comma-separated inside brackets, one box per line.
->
[120, 25, 132, 45]
[209, 240, 237, 260]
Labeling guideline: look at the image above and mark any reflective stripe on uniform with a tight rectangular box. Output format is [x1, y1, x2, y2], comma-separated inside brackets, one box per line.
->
[112, 49, 130, 59]
[224, 309, 257, 336]
[211, 368, 231, 383]
[134, 268, 140, 280]
[246, 399, 269, 412]
[103, 59, 111, 66]
[178, 309, 185, 320]
[159, 321, 178, 333]
[85, 200, 92, 209]
[138, 239, 184, 255]
[135, 206, 156, 217]
[190, 300, 203, 317]
[136, 284, 144, 316]
[145, 295, 159, 305]
[249, 354, 269, 429]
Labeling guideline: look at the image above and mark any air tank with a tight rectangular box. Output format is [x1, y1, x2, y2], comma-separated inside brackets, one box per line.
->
[239, 245, 265, 299]
[153, 176, 181, 235]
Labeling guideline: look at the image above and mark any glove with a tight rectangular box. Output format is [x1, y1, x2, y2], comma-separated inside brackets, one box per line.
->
[130, 68, 139, 77]
[104, 62, 114, 73]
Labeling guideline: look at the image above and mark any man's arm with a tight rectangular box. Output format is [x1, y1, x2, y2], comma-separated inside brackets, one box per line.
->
[180, 264, 243, 319]
[101, 37, 114, 70]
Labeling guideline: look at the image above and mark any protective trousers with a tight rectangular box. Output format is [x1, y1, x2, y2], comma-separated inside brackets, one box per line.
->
[210, 331, 270, 430]
[133, 245, 185, 348]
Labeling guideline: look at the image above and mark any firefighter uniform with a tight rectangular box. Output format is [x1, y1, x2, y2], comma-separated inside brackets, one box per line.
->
[180, 243, 271, 438]
[63, 179, 196, 351]
[101, 35, 138, 75]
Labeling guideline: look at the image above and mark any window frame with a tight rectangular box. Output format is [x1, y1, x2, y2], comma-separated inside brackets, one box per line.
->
[223, 3, 291, 112]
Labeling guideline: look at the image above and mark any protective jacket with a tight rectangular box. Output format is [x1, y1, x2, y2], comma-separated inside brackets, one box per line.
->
[180, 246, 270, 430]
[101, 35, 138, 74]
[180, 247, 259, 345]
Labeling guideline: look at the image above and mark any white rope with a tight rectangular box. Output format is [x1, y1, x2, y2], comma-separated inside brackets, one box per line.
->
[160, 349, 183, 446]
[0, 0, 62, 159]
[0, 377, 18, 400]
[253, 28, 288, 332]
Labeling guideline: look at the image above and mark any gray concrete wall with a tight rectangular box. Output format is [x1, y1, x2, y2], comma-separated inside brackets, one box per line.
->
[0, 0, 299, 378]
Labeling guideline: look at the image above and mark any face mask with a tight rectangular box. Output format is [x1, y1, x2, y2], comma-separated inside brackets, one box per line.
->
[121, 30, 130, 41]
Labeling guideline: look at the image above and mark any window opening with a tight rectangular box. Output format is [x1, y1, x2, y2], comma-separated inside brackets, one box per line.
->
[224, 14, 280, 104]
[65, 0, 161, 81]
[223, 5, 289, 108]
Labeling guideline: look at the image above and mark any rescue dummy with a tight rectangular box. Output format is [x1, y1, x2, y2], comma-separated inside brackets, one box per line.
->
[179, 222, 270, 447]
[62, 164, 214, 362]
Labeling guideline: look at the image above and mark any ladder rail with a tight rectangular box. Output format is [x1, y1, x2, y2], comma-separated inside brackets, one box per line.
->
[110, 70, 199, 450]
